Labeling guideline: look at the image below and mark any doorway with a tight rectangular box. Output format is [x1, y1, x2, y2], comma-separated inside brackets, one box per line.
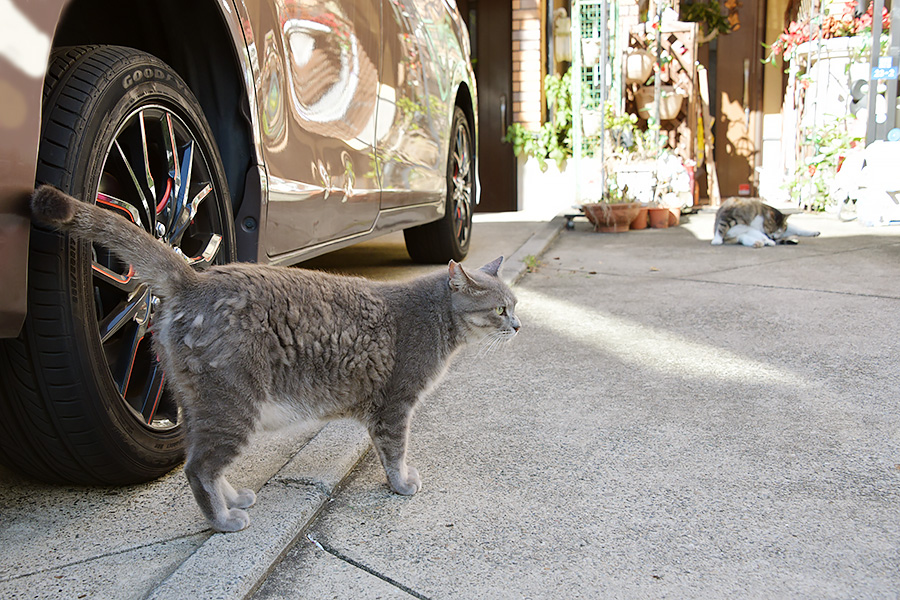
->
[458, 0, 518, 212]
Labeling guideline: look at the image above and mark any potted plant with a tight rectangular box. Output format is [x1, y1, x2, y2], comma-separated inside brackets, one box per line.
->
[505, 69, 573, 171]
[581, 171, 642, 233]
[634, 85, 686, 121]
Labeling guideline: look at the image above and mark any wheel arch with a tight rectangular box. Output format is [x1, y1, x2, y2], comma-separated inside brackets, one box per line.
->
[453, 81, 480, 207]
[51, 0, 260, 219]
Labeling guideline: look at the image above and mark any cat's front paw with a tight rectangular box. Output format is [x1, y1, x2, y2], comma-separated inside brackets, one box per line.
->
[212, 508, 251, 533]
[388, 466, 421, 496]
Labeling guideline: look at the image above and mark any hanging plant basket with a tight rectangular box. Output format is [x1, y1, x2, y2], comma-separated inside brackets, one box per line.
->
[635, 85, 685, 121]
[624, 49, 654, 85]
[581, 109, 603, 137]
[581, 38, 602, 67]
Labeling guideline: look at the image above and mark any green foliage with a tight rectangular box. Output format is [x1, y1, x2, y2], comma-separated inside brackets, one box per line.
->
[505, 70, 666, 172]
[523, 254, 542, 273]
[785, 118, 862, 211]
[680, 1, 731, 38]
[505, 70, 574, 171]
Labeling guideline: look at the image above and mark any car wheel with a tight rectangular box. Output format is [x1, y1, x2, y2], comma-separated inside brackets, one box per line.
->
[0, 46, 235, 484]
[404, 106, 474, 263]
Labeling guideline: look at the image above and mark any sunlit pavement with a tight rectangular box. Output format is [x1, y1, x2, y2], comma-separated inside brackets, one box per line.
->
[254, 210, 900, 598]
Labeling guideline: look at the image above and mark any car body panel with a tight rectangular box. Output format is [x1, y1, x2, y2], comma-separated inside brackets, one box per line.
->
[0, 1, 66, 337]
[0, 0, 477, 337]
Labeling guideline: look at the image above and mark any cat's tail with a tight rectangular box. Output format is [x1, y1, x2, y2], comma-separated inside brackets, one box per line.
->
[31, 185, 198, 297]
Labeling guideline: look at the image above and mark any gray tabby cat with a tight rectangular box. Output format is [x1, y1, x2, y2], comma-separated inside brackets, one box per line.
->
[711, 197, 820, 247]
[30, 185, 521, 532]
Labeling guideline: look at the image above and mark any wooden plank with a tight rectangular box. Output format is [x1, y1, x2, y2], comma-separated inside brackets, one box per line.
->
[697, 65, 721, 205]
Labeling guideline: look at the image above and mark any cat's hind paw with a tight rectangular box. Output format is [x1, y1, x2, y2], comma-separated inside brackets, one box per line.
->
[229, 488, 257, 509]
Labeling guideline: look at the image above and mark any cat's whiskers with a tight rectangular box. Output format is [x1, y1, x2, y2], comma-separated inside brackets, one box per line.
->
[476, 330, 514, 357]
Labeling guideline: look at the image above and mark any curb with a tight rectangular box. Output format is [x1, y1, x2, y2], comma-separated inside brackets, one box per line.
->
[144, 216, 566, 600]
[144, 421, 371, 600]
[500, 215, 567, 286]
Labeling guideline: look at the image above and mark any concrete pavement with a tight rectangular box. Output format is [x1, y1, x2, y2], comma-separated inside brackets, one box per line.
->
[4, 208, 900, 599]
[0, 215, 560, 600]
[254, 210, 900, 599]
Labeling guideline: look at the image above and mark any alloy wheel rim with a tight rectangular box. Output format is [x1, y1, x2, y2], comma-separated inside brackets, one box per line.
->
[91, 105, 225, 432]
[450, 120, 473, 247]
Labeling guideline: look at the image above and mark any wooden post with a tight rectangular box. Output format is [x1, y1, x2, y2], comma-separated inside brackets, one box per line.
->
[697, 65, 721, 205]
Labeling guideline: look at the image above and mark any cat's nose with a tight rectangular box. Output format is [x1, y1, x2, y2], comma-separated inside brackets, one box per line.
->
[511, 317, 521, 332]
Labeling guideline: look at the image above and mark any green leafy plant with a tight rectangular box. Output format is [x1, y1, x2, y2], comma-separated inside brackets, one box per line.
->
[505, 69, 574, 171]
[784, 118, 862, 211]
[523, 254, 542, 273]
[680, 0, 732, 43]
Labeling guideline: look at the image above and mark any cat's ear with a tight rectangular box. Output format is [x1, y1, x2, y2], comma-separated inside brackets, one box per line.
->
[478, 256, 503, 277]
[448, 260, 475, 291]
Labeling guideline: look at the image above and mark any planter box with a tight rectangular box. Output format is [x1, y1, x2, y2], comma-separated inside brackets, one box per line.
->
[516, 155, 577, 218]
[792, 37, 868, 130]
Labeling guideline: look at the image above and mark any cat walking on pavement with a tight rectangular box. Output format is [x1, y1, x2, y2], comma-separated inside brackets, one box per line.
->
[30, 185, 521, 532]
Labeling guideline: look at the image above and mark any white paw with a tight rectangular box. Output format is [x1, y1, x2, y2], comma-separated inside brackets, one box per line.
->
[711, 238, 723, 246]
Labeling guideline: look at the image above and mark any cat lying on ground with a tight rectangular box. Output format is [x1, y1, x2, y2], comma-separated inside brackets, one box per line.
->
[711, 197, 820, 247]
[31, 185, 521, 532]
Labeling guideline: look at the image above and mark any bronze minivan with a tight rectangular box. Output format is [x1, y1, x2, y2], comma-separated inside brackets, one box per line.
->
[0, 0, 478, 484]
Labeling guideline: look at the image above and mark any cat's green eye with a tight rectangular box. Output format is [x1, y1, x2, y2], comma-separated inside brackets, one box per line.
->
[495, 306, 506, 316]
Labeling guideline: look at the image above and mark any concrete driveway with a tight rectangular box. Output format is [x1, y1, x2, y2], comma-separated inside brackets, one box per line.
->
[3, 208, 900, 599]
[0, 216, 552, 600]
[254, 210, 900, 599]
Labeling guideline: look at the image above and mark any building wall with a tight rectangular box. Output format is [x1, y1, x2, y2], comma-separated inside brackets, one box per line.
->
[512, 0, 544, 130]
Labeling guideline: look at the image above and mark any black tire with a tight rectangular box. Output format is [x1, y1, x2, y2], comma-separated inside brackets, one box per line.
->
[404, 106, 475, 263]
[0, 46, 236, 485]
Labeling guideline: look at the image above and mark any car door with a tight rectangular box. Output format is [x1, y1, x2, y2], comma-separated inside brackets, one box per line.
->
[377, 0, 451, 210]
[247, 0, 382, 257]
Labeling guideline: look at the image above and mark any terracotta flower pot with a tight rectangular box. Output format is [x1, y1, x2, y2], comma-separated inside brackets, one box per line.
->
[582, 203, 641, 233]
[668, 208, 680, 226]
[648, 207, 669, 228]
[630, 206, 649, 230]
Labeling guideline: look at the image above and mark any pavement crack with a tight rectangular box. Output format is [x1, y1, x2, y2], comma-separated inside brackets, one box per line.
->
[275, 475, 333, 498]
[0, 531, 209, 584]
[675, 276, 900, 300]
[308, 535, 431, 600]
